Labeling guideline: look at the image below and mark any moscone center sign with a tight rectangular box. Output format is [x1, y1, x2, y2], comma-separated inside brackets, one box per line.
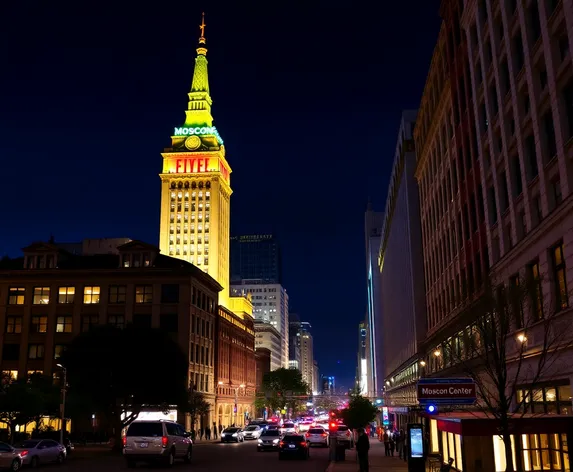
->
[174, 126, 224, 144]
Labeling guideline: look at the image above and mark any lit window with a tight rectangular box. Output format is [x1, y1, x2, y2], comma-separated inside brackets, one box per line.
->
[5, 317, 22, 334]
[8, 287, 25, 305]
[56, 316, 73, 333]
[33, 287, 50, 305]
[135, 285, 153, 304]
[28, 344, 45, 360]
[30, 316, 48, 333]
[58, 287, 75, 304]
[1, 371, 18, 383]
[83, 286, 101, 304]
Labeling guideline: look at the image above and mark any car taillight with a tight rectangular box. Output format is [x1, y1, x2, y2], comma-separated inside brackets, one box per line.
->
[20, 450, 28, 457]
[279, 441, 284, 447]
[161, 436, 168, 447]
[322, 433, 327, 437]
[300, 441, 307, 447]
[122, 437, 127, 447]
[346, 431, 351, 437]
[305, 433, 310, 438]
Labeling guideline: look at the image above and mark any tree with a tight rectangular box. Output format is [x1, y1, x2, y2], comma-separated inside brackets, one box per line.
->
[0, 373, 59, 443]
[60, 324, 188, 447]
[438, 277, 572, 472]
[262, 368, 309, 416]
[340, 394, 378, 430]
[182, 389, 211, 431]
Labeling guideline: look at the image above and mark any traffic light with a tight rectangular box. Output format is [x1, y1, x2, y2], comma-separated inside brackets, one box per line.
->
[425, 404, 438, 414]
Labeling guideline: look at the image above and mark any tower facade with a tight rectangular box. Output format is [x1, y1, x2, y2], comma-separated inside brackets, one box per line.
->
[159, 18, 232, 307]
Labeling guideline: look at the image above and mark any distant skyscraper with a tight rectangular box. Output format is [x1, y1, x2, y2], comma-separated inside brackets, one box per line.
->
[288, 313, 302, 370]
[254, 321, 282, 371]
[230, 234, 282, 283]
[312, 360, 319, 395]
[365, 205, 383, 397]
[231, 280, 289, 368]
[298, 322, 314, 389]
[321, 376, 335, 395]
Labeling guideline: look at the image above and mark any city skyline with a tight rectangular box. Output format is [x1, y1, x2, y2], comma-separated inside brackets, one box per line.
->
[0, 1, 442, 388]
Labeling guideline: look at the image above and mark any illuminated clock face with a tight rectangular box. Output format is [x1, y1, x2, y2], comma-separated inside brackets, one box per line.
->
[184, 136, 201, 150]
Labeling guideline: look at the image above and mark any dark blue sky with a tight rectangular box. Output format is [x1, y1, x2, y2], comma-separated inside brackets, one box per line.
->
[0, 0, 440, 389]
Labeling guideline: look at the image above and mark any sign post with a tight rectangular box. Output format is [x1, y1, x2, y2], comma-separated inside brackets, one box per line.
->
[417, 378, 477, 405]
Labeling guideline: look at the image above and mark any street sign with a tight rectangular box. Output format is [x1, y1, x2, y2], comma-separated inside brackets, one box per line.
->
[417, 378, 476, 405]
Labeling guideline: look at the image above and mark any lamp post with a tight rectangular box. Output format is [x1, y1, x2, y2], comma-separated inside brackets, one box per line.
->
[218, 381, 245, 426]
[56, 364, 67, 445]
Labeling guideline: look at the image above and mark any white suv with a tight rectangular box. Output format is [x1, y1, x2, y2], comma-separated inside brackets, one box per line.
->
[122, 420, 192, 468]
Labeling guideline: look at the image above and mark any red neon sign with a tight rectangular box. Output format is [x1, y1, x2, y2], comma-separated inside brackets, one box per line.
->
[175, 157, 212, 174]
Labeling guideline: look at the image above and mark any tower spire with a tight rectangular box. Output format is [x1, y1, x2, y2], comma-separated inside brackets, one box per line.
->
[199, 12, 206, 44]
[186, 12, 212, 126]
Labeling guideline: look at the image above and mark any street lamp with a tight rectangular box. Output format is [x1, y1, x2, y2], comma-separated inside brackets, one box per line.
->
[56, 364, 67, 445]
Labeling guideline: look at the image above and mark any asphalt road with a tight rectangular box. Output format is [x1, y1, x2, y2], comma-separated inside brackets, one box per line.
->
[57, 440, 331, 471]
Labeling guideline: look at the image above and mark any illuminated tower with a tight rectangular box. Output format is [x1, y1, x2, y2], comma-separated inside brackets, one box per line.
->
[159, 14, 232, 306]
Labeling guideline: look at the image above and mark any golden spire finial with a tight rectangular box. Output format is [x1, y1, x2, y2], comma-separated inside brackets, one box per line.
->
[199, 12, 206, 44]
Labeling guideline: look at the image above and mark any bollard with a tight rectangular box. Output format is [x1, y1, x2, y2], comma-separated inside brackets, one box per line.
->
[329, 436, 337, 461]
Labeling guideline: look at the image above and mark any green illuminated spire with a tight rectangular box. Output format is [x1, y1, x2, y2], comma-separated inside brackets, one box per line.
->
[184, 12, 213, 127]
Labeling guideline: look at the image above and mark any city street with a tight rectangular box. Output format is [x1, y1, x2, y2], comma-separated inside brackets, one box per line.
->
[58, 441, 330, 471]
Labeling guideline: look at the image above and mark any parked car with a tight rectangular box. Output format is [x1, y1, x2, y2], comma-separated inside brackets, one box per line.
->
[13, 439, 66, 467]
[306, 427, 329, 447]
[0, 441, 23, 471]
[278, 434, 309, 460]
[257, 429, 281, 451]
[243, 425, 263, 440]
[280, 423, 297, 435]
[220, 428, 244, 443]
[122, 420, 193, 467]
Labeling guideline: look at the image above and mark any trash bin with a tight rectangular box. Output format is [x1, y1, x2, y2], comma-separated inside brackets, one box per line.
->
[335, 443, 346, 461]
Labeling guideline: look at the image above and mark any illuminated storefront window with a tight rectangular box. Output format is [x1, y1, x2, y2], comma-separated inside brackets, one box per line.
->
[521, 433, 570, 471]
[517, 384, 572, 415]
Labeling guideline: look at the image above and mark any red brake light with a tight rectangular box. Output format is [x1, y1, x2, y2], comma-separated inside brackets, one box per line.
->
[161, 436, 168, 447]
[322, 433, 327, 437]
[330, 423, 336, 428]
[122, 437, 127, 447]
[20, 450, 28, 457]
[279, 441, 285, 447]
[305, 433, 310, 438]
[300, 441, 307, 447]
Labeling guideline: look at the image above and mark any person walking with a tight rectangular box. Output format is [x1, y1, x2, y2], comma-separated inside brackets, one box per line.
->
[199, 427, 203, 440]
[213, 422, 218, 439]
[356, 428, 370, 472]
[389, 431, 395, 456]
[205, 426, 211, 440]
[397, 429, 405, 459]
[383, 429, 390, 456]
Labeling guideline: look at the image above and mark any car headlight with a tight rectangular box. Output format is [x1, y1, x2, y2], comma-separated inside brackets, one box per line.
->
[221, 434, 226, 437]
[258, 439, 263, 444]
[273, 439, 279, 444]
[232, 433, 238, 437]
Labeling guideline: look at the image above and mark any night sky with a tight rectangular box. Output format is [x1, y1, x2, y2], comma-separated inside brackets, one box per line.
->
[0, 0, 440, 389]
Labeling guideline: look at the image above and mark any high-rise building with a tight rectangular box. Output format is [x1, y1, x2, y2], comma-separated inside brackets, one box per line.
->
[254, 321, 282, 371]
[312, 360, 319, 395]
[321, 376, 335, 395]
[357, 321, 368, 395]
[157, 15, 255, 425]
[288, 313, 302, 371]
[298, 322, 314, 389]
[365, 205, 383, 398]
[231, 281, 289, 368]
[378, 111, 426, 428]
[230, 234, 282, 283]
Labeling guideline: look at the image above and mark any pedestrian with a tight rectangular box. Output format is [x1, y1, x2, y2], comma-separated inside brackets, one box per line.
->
[213, 422, 218, 439]
[389, 432, 395, 456]
[355, 428, 370, 472]
[383, 430, 390, 456]
[205, 426, 211, 440]
[199, 427, 203, 440]
[397, 429, 405, 459]
[219, 424, 223, 435]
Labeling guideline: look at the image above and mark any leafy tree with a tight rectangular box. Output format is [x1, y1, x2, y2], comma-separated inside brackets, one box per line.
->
[182, 388, 210, 431]
[262, 368, 308, 416]
[340, 395, 378, 430]
[60, 324, 188, 447]
[253, 394, 267, 417]
[439, 277, 571, 472]
[0, 373, 59, 443]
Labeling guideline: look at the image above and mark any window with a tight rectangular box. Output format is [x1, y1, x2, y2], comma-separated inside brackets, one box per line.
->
[5, 317, 22, 334]
[159, 314, 178, 333]
[133, 314, 152, 329]
[8, 287, 25, 305]
[83, 286, 100, 304]
[135, 285, 153, 304]
[543, 112, 557, 159]
[552, 180, 563, 207]
[525, 134, 539, 182]
[57, 286, 75, 304]
[108, 314, 125, 329]
[81, 315, 98, 332]
[56, 316, 73, 333]
[528, 261, 544, 321]
[552, 244, 568, 311]
[509, 275, 524, 329]
[510, 155, 523, 197]
[32, 287, 50, 305]
[563, 81, 573, 140]
[54, 345, 66, 359]
[2, 345, 19, 361]
[30, 316, 48, 334]
[28, 344, 45, 360]
[109, 285, 126, 304]
[161, 284, 180, 304]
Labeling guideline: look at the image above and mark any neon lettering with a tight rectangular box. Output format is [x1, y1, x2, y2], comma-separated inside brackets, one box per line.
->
[173, 126, 224, 144]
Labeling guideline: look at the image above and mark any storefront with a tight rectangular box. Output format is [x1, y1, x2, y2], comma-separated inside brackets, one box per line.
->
[425, 412, 573, 472]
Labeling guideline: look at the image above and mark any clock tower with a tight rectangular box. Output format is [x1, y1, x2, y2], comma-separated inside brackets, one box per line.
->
[159, 14, 233, 307]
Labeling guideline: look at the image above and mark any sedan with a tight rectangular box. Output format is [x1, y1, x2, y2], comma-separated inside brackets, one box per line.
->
[14, 439, 66, 467]
[280, 423, 297, 435]
[306, 427, 329, 447]
[243, 425, 262, 440]
[220, 428, 244, 443]
[278, 435, 309, 460]
[0, 441, 23, 471]
[257, 430, 281, 451]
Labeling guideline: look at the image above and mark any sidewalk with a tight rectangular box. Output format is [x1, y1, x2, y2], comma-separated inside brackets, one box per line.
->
[327, 439, 408, 472]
